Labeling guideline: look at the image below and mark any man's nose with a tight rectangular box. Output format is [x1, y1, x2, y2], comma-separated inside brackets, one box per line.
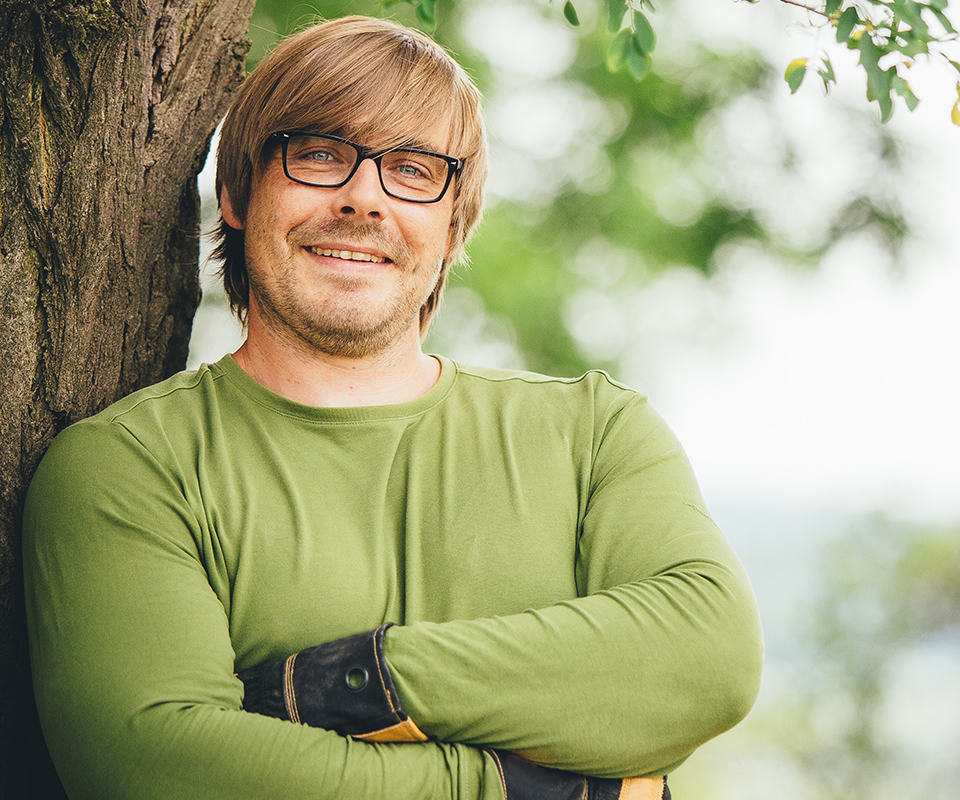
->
[334, 158, 385, 220]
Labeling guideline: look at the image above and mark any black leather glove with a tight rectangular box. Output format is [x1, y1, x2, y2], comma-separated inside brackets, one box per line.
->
[489, 751, 670, 800]
[238, 622, 427, 742]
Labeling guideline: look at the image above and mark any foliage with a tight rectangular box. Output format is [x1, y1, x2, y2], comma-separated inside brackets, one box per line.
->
[401, 0, 662, 81]
[778, 0, 960, 123]
[397, 0, 959, 123]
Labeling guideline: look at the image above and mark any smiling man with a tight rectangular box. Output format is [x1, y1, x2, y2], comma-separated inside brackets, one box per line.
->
[23, 16, 763, 800]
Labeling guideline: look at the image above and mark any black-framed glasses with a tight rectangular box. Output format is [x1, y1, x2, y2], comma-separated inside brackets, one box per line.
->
[271, 131, 462, 204]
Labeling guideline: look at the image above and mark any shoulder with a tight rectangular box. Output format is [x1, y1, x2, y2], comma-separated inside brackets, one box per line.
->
[448, 360, 650, 420]
[451, 360, 644, 398]
[442, 360, 686, 484]
[33, 360, 231, 481]
[87, 360, 228, 428]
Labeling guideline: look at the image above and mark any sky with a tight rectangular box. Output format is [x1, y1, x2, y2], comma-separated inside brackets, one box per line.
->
[191, 0, 960, 525]
[618, 216, 960, 522]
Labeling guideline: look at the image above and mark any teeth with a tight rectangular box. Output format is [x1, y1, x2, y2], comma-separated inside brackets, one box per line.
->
[309, 247, 386, 263]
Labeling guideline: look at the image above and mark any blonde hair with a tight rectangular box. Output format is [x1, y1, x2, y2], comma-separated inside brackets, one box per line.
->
[214, 16, 488, 333]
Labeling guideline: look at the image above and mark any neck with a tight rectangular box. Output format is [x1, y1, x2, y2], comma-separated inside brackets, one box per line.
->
[233, 316, 440, 408]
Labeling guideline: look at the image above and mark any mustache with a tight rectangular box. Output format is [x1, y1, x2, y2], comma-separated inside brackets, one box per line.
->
[289, 219, 410, 263]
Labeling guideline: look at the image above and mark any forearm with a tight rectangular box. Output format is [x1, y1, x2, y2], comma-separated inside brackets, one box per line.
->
[384, 545, 762, 777]
[34, 692, 498, 800]
[235, 626, 674, 799]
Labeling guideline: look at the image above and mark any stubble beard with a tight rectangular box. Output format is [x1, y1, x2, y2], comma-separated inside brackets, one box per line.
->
[246, 219, 442, 360]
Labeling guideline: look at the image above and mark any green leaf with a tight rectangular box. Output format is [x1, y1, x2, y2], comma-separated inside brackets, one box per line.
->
[825, 0, 842, 16]
[818, 58, 836, 91]
[951, 61, 960, 75]
[563, 0, 580, 26]
[784, 58, 808, 93]
[927, 0, 948, 10]
[893, 1, 928, 36]
[837, 6, 859, 41]
[859, 38, 895, 121]
[416, 0, 436, 30]
[896, 32, 930, 57]
[606, 0, 628, 33]
[632, 11, 657, 55]
[858, 34, 882, 75]
[627, 47, 652, 81]
[606, 28, 633, 72]
[891, 74, 920, 110]
[877, 91, 894, 122]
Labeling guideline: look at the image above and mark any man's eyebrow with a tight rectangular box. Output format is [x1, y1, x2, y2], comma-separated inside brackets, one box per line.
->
[400, 139, 445, 153]
[375, 135, 451, 155]
[324, 129, 449, 155]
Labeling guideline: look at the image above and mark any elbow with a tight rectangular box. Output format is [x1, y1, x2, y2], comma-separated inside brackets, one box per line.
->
[711, 647, 763, 736]
[659, 583, 765, 760]
[691, 561, 765, 739]
[645, 625, 763, 774]
[695, 604, 765, 742]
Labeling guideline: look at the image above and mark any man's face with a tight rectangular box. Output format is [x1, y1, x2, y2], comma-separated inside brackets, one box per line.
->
[223, 124, 456, 360]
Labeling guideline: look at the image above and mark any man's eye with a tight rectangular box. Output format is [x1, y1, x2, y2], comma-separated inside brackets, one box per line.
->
[303, 149, 335, 162]
[397, 163, 426, 178]
[389, 157, 442, 183]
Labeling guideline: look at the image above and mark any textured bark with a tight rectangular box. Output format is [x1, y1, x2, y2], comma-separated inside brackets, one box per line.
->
[0, 0, 254, 795]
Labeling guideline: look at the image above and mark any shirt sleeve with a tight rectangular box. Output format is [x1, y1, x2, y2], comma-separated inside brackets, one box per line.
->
[383, 391, 764, 779]
[22, 422, 503, 800]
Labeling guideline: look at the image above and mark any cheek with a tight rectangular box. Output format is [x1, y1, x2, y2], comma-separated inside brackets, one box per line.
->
[246, 204, 302, 254]
[409, 206, 455, 255]
[247, 176, 316, 234]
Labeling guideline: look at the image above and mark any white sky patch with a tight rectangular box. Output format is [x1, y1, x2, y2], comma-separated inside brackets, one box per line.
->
[629, 248, 960, 522]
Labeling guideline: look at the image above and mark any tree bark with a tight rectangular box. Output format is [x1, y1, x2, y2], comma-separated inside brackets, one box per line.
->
[0, 0, 254, 794]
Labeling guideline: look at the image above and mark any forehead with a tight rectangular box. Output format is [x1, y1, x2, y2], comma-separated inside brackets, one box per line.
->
[332, 109, 457, 157]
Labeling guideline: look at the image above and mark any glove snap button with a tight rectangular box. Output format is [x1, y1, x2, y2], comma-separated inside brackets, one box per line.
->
[345, 667, 369, 692]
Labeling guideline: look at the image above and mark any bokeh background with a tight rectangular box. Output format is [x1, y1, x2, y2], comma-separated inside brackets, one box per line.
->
[188, 1, 960, 797]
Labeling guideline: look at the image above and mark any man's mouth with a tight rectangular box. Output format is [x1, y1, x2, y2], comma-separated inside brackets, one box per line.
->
[307, 247, 388, 264]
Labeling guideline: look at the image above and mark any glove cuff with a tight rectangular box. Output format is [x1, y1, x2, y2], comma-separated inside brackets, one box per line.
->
[489, 750, 593, 800]
[240, 623, 427, 742]
[610, 775, 670, 800]
[237, 654, 289, 720]
[489, 750, 668, 800]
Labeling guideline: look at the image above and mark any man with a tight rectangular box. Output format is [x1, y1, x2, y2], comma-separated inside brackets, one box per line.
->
[23, 16, 763, 800]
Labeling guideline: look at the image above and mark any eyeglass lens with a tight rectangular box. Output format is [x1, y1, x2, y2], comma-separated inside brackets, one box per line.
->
[283, 134, 451, 202]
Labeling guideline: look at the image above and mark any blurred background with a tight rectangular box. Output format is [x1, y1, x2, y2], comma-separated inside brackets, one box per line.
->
[188, 1, 960, 797]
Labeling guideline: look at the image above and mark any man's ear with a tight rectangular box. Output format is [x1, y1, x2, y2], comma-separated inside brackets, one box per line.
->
[220, 186, 244, 230]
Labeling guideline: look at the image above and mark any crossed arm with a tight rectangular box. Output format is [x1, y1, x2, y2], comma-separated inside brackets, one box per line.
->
[22, 399, 762, 800]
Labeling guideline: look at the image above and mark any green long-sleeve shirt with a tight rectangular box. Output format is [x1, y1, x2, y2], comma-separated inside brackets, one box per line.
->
[23, 355, 763, 800]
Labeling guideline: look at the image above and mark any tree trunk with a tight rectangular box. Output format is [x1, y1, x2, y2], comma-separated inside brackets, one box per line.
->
[0, 0, 255, 795]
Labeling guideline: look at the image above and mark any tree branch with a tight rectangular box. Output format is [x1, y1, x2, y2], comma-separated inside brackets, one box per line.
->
[776, 0, 832, 21]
